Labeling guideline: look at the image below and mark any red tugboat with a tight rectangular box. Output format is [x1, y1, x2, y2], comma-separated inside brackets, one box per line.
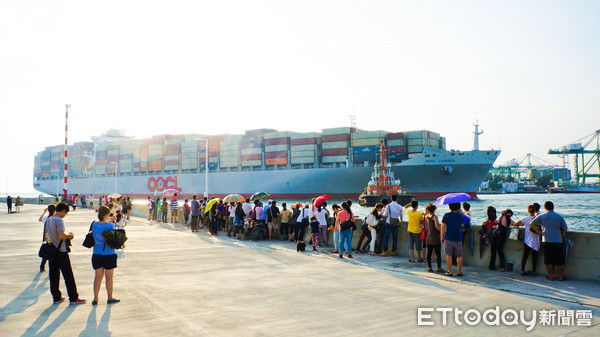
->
[358, 141, 415, 207]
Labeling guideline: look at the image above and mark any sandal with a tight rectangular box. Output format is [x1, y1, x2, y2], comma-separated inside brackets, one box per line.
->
[520, 271, 528, 276]
[427, 268, 433, 272]
[558, 277, 567, 281]
[91, 300, 98, 305]
[408, 259, 416, 263]
[545, 275, 555, 281]
[436, 269, 445, 273]
[418, 259, 424, 263]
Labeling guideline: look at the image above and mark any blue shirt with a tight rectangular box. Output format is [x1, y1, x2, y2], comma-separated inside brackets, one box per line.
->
[190, 200, 200, 216]
[463, 214, 471, 229]
[531, 211, 567, 243]
[92, 221, 116, 255]
[310, 221, 320, 233]
[262, 205, 270, 220]
[442, 212, 464, 242]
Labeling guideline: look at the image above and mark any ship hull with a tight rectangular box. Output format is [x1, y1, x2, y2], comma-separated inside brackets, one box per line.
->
[34, 151, 499, 200]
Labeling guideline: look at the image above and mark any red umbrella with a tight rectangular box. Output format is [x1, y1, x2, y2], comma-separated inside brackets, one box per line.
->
[313, 194, 330, 208]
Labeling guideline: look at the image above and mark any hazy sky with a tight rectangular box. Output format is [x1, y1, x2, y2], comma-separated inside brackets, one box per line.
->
[1, 0, 599, 194]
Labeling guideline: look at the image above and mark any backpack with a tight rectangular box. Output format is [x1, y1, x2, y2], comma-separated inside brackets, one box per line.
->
[490, 222, 503, 239]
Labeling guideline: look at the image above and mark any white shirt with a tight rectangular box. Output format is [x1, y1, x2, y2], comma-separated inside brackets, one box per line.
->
[521, 215, 541, 251]
[242, 202, 253, 216]
[314, 208, 327, 227]
[296, 208, 309, 223]
[383, 201, 404, 222]
[230, 205, 237, 218]
[148, 199, 153, 209]
[116, 219, 126, 229]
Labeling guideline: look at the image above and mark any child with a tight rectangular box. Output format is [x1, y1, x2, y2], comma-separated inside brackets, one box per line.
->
[116, 213, 127, 249]
[309, 216, 320, 252]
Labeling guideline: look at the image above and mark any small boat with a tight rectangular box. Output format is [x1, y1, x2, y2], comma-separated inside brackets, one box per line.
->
[358, 142, 414, 207]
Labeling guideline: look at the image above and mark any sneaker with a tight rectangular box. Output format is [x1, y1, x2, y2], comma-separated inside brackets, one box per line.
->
[313, 246, 317, 252]
[70, 299, 87, 305]
[53, 297, 65, 304]
[380, 251, 387, 257]
[348, 254, 353, 259]
[339, 254, 344, 259]
[444, 272, 453, 276]
[456, 272, 464, 277]
[107, 298, 120, 304]
[391, 251, 397, 256]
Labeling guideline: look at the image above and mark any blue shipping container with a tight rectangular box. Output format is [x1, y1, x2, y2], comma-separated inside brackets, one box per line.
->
[352, 146, 380, 154]
[388, 153, 404, 160]
[353, 153, 378, 162]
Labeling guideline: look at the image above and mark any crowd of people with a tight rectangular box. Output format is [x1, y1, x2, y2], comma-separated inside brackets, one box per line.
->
[142, 194, 570, 280]
[35, 192, 570, 306]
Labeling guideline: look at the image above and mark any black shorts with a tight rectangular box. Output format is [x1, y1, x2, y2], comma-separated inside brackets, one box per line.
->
[92, 254, 118, 270]
[543, 242, 565, 266]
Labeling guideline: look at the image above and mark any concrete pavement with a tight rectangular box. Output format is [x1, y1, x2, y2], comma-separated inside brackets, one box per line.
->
[0, 205, 598, 336]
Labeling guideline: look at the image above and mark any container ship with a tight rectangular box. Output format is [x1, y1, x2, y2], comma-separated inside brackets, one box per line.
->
[32, 127, 500, 200]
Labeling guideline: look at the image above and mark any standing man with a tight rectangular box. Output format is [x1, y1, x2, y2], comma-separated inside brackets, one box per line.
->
[242, 198, 253, 217]
[170, 194, 179, 223]
[147, 196, 153, 221]
[403, 200, 424, 262]
[441, 203, 465, 277]
[530, 201, 568, 281]
[6, 195, 12, 213]
[43, 203, 86, 304]
[380, 194, 404, 256]
[266, 200, 281, 240]
[190, 195, 200, 232]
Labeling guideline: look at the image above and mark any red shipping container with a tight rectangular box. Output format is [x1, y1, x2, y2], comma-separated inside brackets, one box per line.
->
[265, 151, 287, 159]
[265, 158, 287, 166]
[322, 134, 350, 142]
[242, 154, 262, 161]
[291, 138, 318, 146]
[387, 132, 405, 140]
[165, 160, 179, 166]
[322, 148, 348, 156]
[265, 138, 290, 146]
[388, 146, 405, 153]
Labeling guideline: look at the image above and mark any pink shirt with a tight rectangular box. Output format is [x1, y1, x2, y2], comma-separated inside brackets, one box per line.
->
[337, 210, 351, 223]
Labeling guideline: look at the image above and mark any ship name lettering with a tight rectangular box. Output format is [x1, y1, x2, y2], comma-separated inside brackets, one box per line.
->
[148, 176, 182, 193]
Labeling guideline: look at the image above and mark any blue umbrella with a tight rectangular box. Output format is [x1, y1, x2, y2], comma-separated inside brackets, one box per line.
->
[433, 192, 472, 206]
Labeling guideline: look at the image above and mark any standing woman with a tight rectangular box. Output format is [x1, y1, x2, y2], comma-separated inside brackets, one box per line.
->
[289, 203, 300, 241]
[489, 209, 514, 271]
[279, 202, 292, 241]
[314, 205, 328, 247]
[91, 206, 120, 305]
[337, 202, 355, 259]
[424, 203, 444, 273]
[365, 203, 383, 256]
[330, 204, 341, 254]
[512, 205, 541, 276]
[161, 197, 169, 223]
[38, 204, 56, 272]
[125, 197, 132, 219]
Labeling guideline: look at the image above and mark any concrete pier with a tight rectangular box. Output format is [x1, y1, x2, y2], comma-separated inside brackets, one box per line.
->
[0, 205, 598, 336]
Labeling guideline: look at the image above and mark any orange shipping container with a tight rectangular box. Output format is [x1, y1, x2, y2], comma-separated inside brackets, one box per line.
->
[165, 160, 179, 166]
[265, 158, 287, 166]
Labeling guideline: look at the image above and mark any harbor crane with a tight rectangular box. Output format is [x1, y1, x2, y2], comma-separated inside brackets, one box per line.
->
[548, 130, 600, 184]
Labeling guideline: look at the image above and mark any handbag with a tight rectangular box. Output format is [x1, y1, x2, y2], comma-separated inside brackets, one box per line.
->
[82, 222, 95, 248]
[340, 220, 354, 231]
[420, 226, 427, 242]
[39, 240, 63, 260]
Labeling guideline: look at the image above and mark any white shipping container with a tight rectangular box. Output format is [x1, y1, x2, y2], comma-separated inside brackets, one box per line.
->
[220, 143, 240, 152]
[291, 157, 316, 164]
[220, 161, 239, 168]
[291, 150, 316, 158]
[265, 144, 289, 152]
[322, 127, 354, 136]
[241, 148, 262, 155]
[264, 131, 292, 139]
[387, 139, 405, 147]
[407, 145, 424, 153]
[164, 155, 179, 161]
[290, 144, 319, 152]
[322, 155, 348, 163]
[351, 138, 382, 147]
[220, 149, 240, 157]
[322, 141, 349, 149]
[241, 160, 262, 167]
[353, 130, 387, 139]
[291, 132, 321, 140]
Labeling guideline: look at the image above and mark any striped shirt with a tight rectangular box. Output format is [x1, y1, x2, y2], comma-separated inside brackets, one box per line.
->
[170, 200, 178, 210]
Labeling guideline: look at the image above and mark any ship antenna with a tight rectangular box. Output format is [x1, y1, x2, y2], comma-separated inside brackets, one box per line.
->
[473, 120, 483, 151]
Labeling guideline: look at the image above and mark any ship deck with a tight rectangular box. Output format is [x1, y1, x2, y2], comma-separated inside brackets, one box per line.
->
[1, 205, 598, 336]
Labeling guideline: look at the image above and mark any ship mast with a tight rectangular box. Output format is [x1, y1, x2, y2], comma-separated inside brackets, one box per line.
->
[380, 140, 388, 186]
[473, 120, 483, 151]
[63, 104, 71, 198]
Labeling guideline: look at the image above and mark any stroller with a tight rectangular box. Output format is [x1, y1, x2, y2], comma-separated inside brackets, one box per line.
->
[249, 220, 268, 241]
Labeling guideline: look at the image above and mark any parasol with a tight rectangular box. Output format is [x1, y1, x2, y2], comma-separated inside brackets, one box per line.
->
[204, 198, 220, 213]
[250, 191, 270, 201]
[313, 194, 330, 208]
[433, 192, 472, 206]
[223, 194, 245, 203]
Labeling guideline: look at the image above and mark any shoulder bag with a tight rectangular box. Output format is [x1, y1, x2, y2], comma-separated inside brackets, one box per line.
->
[82, 222, 95, 248]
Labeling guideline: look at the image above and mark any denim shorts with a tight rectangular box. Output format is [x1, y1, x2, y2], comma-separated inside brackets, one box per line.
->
[408, 232, 422, 251]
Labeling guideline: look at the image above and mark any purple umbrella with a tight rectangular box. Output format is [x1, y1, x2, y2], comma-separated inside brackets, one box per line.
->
[433, 192, 472, 206]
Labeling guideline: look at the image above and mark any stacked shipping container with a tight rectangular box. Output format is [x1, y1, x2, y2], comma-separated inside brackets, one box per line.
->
[290, 132, 321, 165]
[406, 130, 441, 155]
[264, 131, 292, 166]
[220, 135, 242, 168]
[351, 130, 386, 164]
[387, 132, 405, 162]
[321, 127, 354, 163]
